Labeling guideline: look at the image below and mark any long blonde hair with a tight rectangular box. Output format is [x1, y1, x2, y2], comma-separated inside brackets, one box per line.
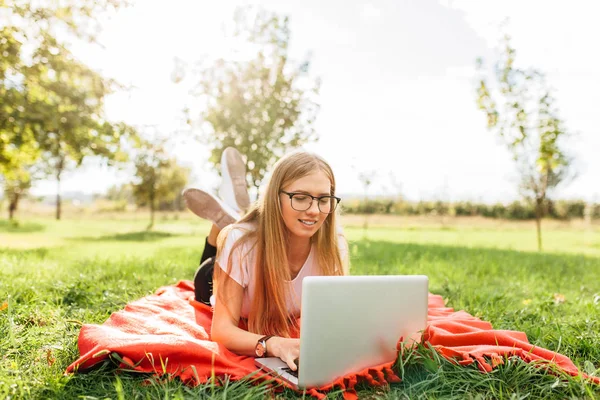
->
[215, 151, 344, 337]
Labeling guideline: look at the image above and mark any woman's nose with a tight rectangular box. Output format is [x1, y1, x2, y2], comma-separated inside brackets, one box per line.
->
[306, 200, 320, 215]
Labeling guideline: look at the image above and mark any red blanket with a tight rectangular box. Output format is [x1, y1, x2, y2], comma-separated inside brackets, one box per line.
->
[66, 281, 598, 399]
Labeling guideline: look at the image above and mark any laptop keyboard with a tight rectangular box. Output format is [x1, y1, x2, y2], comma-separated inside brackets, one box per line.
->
[281, 367, 298, 378]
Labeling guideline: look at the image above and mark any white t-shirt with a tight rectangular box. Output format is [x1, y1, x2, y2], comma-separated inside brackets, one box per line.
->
[215, 223, 348, 319]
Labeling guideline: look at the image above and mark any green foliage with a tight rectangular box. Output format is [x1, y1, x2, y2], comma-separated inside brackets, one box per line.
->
[476, 34, 573, 250]
[0, 26, 40, 213]
[0, 0, 136, 220]
[6, 0, 125, 44]
[196, 7, 320, 189]
[27, 34, 126, 163]
[106, 183, 134, 204]
[342, 198, 599, 220]
[0, 26, 31, 169]
[1, 171, 31, 220]
[25, 33, 136, 220]
[549, 199, 587, 220]
[132, 140, 190, 228]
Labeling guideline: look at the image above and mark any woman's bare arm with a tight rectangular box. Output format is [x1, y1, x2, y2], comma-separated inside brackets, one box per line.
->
[210, 271, 262, 356]
[210, 268, 300, 369]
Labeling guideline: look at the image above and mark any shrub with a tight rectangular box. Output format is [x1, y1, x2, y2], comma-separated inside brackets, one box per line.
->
[342, 198, 598, 221]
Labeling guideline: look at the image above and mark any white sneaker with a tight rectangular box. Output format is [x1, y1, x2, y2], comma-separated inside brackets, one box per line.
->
[219, 147, 250, 213]
[182, 188, 238, 229]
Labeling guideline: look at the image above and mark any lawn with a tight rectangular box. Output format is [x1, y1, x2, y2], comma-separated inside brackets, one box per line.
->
[1, 214, 599, 399]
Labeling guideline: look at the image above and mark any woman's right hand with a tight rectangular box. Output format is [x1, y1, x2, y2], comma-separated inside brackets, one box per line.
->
[267, 336, 300, 370]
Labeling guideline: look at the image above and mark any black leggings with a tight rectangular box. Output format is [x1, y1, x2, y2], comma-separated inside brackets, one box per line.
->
[194, 238, 217, 305]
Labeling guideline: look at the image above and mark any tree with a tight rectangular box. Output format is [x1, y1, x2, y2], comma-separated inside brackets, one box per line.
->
[132, 140, 190, 229]
[2, 169, 30, 220]
[5, 0, 124, 42]
[0, 25, 39, 218]
[0, 0, 132, 220]
[194, 7, 320, 190]
[476, 34, 573, 251]
[0, 26, 40, 214]
[0, 143, 38, 221]
[26, 33, 132, 220]
[106, 183, 134, 204]
[0, 145, 45, 220]
[0, 26, 30, 168]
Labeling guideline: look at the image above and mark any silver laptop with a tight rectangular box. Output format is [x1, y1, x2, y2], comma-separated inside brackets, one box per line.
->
[255, 275, 428, 389]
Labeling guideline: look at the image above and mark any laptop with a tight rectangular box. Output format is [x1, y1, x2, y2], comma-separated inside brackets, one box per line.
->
[255, 275, 428, 389]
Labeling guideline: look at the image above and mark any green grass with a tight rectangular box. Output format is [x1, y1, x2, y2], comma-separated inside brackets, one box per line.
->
[1, 216, 599, 399]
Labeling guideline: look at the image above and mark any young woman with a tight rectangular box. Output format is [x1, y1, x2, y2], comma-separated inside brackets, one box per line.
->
[184, 151, 348, 371]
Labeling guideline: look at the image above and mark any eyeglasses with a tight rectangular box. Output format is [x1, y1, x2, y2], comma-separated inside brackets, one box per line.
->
[280, 191, 341, 214]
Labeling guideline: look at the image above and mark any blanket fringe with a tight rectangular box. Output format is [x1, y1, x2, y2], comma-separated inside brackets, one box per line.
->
[64, 281, 599, 398]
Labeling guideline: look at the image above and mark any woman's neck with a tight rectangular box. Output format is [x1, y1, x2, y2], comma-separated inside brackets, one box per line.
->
[287, 235, 311, 274]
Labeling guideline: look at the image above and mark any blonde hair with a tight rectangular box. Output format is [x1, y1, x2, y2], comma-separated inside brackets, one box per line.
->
[215, 151, 345, 337]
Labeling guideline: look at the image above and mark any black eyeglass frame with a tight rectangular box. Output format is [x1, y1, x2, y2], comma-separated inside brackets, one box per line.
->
[280, 190, 341, 214]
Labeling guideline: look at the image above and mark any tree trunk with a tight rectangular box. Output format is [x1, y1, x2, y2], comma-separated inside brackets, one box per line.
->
[56, 173, 62, 220]
[150, 203, 155, 229]
[148, 189, 155, 230]
[535, 199, 543, 251]
[56, 157, 64, 221]
[8, 193, 19, 220]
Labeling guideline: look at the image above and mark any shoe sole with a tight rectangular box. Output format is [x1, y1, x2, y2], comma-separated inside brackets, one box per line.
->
[183, 188, 236, 230]
[224, 148, 251, 211]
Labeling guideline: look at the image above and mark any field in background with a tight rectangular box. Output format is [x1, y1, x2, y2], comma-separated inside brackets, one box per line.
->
[2, 211, 599, 256]
[1, 214, 599, 399]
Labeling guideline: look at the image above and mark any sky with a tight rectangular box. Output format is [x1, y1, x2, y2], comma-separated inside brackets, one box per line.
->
[31, 0, 600, 202]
